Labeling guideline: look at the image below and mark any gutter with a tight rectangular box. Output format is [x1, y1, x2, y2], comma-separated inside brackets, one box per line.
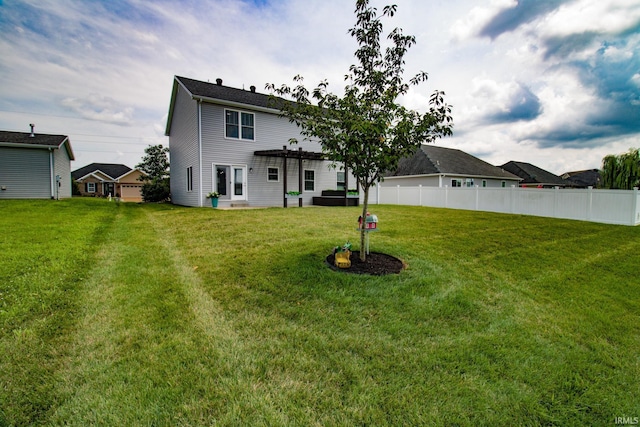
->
[49, 148, 55, 199]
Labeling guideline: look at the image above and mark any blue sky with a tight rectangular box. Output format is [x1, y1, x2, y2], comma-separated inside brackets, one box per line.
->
[0, 0, 638, 174]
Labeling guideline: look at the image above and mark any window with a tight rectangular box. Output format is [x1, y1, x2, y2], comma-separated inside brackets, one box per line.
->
[87, 182, 96, 193]
[225, 109, 254, 140]
[187, 166, 193, 192]
[465, 178, 474, 187]
[482, 180, 487, 188]
[267, 167, 279, 182]
[451, 179, 462, 187]
[337, 171, 346, 191]
[304, 170, 315, 192]
[501, 181, 506, 188]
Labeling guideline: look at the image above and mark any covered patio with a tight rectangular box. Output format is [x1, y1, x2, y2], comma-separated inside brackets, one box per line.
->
[254, 145, 356, 207]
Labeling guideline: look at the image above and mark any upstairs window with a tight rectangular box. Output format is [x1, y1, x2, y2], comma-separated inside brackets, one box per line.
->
[225, 109, 254, 140]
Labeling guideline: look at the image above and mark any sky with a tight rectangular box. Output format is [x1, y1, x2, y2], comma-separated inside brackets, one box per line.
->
[1, 0, 639, 175]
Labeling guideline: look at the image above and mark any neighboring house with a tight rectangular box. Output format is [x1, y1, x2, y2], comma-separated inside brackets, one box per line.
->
[383, 144, 521, 188]
[561, 169, 601, 188]
[165, 76, 354, 207]
[500, 161, 568, 188]
[0, 126, 74, 199]
[71, 163, 145, 202]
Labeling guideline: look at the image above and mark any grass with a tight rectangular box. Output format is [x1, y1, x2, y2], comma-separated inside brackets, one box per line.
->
[1, 198, 639, 425]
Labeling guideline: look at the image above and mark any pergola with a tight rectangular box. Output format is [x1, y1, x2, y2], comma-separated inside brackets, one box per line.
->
[254, 145, 350, 207]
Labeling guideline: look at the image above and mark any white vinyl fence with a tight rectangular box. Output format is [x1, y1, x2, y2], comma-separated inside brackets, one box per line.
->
[375, 185, 640, 226]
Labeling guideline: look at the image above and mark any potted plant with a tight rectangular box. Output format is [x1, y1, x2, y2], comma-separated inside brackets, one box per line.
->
[206, 191, 220, 208]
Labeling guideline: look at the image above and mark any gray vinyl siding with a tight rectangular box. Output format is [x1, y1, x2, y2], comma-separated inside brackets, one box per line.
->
[53, 146, 72, 198]
[200, 102, 338, 207]
[168, 85, 200, 206]
[0, 147, 51, 199]
[381, 174, 519, 188]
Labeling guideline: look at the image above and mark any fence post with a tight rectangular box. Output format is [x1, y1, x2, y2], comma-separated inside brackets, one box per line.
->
[475, 185, 479, 211]
[554, 186, 559, 217]
[587, 186, 593, 221]
[444, 185, 449, 208]
[510, 185, 516, 214]
[632, 187, 639, 226]
[419, 185, 423, 206]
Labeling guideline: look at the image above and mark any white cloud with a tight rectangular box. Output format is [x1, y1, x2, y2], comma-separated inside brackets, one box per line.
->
[449, 0, 515, 42]
[61, 94, 135, 125]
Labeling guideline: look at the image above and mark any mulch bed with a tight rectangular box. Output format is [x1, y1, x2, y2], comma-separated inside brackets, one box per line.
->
[325, 251, 405, 275]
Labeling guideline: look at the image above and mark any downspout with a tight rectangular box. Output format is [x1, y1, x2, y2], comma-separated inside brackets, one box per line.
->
[198, 100, 203, 207]
[49, 148, 55, 199]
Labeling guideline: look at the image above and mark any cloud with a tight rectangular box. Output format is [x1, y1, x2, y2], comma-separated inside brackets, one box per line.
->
[61, 94, 135, 125]
[467, 78, 542, 125]
[479, 0, 567, 39]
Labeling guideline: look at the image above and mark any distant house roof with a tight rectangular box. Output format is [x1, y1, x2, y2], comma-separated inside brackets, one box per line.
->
[0, 130, 75, 160]
[166, 76, 282, 135]
[72, 163, 133, 181]
[561, 169, 601, 188]
[388, 144, 521, 180]
[500, 161, 567, 186]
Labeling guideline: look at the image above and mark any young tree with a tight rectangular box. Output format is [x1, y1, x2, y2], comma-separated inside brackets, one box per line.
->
[137, 144, 170, 202]
[267, 0, 453, 261]
[600, 148, 640, 189]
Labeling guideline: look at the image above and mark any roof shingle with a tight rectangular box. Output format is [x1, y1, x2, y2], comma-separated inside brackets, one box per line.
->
[390, 145, 520, 179]
[72, 163, 132, 180]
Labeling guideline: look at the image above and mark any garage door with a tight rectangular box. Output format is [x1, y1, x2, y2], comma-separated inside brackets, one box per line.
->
[120, 184, 143, 202]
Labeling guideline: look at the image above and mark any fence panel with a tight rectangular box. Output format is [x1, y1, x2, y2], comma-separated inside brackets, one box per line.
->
[376, 185, 639, 226]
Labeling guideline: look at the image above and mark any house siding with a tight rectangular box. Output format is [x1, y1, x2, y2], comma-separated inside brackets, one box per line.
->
[168, 84, 200, 206]
[53, 146, 72, 198]
[381, 175, 518, 188]
[0, 147, 51, 199]
[167, 76, 354, 208]
[199, 102, 333, 207]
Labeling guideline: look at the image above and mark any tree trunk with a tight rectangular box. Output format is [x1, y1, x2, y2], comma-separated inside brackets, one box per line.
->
[359, 185, 370, 262]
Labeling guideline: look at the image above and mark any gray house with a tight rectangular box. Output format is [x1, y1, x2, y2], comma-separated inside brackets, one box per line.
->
[165, 76, 352, 208]
[383, 144, 521, 188]
[0, 127, 75, 199]
[500, 161, 568, 188]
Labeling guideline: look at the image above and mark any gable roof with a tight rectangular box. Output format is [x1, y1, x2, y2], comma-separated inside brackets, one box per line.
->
[72, 163, 133, 180]
[500, 161, 567, 186]
[0, 130, 75, 160]
[561, 169, 601, 188]
[388, 145, 521, 180]
[166, 76, 282, 135]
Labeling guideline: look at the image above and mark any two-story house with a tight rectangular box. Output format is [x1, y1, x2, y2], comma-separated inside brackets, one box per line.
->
[165, 76, 352, 208]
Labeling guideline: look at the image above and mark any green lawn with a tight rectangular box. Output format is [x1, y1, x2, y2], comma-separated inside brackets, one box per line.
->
[1, 198, 638, 426]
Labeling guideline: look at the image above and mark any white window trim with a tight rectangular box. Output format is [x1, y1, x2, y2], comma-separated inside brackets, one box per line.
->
[267, 167, 280, 182]
[337, 171, 346, 190]
[224, 109, 255, 141]
[87, 182, 96, 193]
[304, 169, 315, 192]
